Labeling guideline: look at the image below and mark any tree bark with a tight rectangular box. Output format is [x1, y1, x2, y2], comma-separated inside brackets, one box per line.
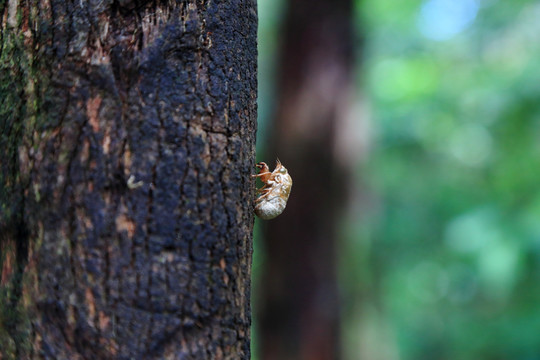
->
[0, 0, 257, 358]
[258, 0, 357, 359]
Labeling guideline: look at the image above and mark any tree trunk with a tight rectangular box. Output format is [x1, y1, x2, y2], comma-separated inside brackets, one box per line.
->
[258, 0, 357, 359]
[0, 0, 257, 358]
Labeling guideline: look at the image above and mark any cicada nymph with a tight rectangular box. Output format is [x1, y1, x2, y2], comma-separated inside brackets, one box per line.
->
[252, 160, 292, 220]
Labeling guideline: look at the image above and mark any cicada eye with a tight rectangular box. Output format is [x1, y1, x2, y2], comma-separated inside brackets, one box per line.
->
[279, 168, 287, 174]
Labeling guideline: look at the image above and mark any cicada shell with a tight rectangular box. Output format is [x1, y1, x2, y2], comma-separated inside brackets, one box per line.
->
[252, 160, 292, 220]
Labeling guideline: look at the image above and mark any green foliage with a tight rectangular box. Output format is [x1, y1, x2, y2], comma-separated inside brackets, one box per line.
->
[257, 0, 540, 358]
[353, 0, 540, 358]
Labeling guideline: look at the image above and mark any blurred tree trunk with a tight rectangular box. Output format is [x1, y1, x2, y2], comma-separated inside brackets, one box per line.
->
[258, 0, 358, 359]
[0, 0, 257, 358]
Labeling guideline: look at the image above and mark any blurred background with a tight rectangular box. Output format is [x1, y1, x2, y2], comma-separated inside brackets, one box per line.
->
[253, 0, 540, 359]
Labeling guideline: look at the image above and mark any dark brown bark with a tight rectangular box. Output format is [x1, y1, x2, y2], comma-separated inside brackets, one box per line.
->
[0, 0, 257, 358]
[258, 0, 356, 359]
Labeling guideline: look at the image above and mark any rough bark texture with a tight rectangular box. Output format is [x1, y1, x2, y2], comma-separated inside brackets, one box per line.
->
[0, 0, 257, 358]
[258, 0, 355, 359]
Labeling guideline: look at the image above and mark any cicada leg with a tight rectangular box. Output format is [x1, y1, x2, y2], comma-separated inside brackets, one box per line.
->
[251, 162, 272, 183]
[256, 186, 273, 200]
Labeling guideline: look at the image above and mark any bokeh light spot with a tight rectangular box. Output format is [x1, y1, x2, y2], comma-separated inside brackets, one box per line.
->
[448, 123, 493, 167]
[418, 0, 479, 40]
